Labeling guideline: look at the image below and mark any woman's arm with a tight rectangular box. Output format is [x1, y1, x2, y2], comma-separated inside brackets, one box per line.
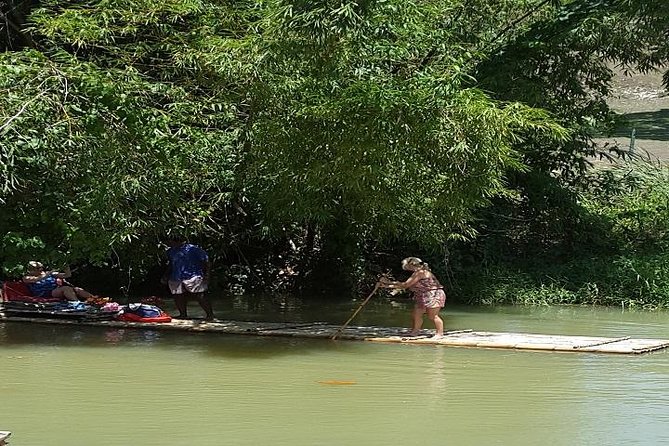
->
[51, 266, 72, 279]
[22, 274, 43, 283]
[379, 271, 425, 290]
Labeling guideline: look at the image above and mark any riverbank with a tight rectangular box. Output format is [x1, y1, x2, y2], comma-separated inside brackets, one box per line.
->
[594, 67, 669, 161]
[596, 70, 669, 162]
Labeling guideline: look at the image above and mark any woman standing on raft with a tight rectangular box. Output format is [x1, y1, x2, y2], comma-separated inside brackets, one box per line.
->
[378, 257, 446, 338]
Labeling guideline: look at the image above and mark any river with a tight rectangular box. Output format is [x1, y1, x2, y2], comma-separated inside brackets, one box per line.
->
[2, 296, 668, 445]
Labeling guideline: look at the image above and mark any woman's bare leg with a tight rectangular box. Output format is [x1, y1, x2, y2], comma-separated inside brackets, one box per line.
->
[52, 286, 78, 301]
[73, 287, 93, 299]
[426, 307, 444, 336]
[411, 307, 425, 335]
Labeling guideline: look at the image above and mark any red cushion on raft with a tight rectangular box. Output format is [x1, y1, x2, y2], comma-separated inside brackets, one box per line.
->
[1, 281, 62, 303]
[116, 312, 172, 323]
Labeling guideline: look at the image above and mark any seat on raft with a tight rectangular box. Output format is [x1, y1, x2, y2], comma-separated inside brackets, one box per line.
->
[1, 281, 63, 303]
[1, 281, 120, 321]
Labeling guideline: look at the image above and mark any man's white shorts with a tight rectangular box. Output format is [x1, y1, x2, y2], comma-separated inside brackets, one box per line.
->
[168, 275, 208, 295]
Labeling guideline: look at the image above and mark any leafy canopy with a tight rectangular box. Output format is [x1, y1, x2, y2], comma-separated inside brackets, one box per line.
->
[1, 0, 666, 287]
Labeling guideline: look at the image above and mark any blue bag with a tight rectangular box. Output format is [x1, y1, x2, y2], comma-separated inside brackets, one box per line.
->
[125, 303, 162, 318]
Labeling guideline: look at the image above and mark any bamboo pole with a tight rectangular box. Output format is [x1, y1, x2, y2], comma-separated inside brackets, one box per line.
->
[254, 322, 328, 332]
[331, 283, 380, 340]
[573, 336, 631, 349]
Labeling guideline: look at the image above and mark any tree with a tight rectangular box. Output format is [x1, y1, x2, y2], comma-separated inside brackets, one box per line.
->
[466, 0, 669, 258]
[245, 0, 566, 257]
[4, 0, 665, 291]
[0, 49, 240, 275]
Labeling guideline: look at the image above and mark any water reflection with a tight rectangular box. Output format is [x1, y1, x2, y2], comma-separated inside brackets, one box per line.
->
[425, 347, 448, 406]
[0, 323, 165, 348]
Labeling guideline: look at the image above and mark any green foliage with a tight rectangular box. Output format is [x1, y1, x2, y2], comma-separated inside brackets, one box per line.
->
[446, 0, 669, 309]
[582, 162, 669, 249]
[460, 252, 669, 310]
[0, 232, 47, 276]
[247, 0, 566, 251]
[0, 0, 36, 50]
[1, 0, 668, 300]
[457, 162, 669, 309]
[476, 0, 669, 179]
[1, 0, 570, 285]
[0, 49, 238, 275]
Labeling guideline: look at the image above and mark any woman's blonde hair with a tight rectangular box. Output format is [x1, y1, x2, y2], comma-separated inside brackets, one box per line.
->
[401, 257, 430, 271]
[28, 261, 44, 270]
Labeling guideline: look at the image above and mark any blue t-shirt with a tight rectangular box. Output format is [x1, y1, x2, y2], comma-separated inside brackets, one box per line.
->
[166, 244, 208, 281]
[28, 275, 58, 298]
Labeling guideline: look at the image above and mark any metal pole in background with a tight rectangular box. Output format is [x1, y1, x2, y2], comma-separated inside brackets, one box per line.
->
[629, 128, 636, 154]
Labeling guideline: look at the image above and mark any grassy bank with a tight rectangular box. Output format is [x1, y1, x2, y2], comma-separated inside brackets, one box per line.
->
[458, 252, 669, 309]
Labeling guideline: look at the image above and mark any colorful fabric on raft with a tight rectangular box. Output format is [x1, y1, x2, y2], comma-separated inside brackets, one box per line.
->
[101, 302, 120, 312]
[2, 281, 121, 321]
[86, 296, 111, 306]
[51, 301, 89, 312]
[166, 244, 208, 281]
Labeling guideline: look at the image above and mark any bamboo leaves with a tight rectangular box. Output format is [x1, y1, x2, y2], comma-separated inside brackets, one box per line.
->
[1, 0, 665, 287]
[246, 0, 566, 250]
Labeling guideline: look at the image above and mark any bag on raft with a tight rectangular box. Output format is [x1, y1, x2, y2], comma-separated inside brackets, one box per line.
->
[117, 303, 171, 323]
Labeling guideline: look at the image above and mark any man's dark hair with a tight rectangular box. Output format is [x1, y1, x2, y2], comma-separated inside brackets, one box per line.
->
[167, 233, 187, 243]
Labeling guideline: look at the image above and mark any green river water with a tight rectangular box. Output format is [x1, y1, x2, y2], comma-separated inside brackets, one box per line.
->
[2, 295, 668, 446]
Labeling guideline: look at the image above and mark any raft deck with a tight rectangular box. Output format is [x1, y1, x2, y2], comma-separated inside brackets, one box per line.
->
[1, 314, 668, 354]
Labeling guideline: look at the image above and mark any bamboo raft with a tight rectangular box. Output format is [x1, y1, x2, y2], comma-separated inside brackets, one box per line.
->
[1, 314, 668, 354]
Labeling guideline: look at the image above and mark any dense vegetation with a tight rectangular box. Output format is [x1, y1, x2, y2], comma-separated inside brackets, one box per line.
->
[1, 0, 668, 306]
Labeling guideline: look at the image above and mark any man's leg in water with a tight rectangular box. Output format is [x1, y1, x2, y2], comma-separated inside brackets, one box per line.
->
[174, 293, 188, 318]
[194, 292, 215, 321]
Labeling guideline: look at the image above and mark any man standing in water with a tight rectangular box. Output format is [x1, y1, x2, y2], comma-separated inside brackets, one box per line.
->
[163, 234, 215, 321]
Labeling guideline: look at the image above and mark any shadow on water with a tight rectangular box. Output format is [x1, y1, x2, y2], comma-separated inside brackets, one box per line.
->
[206, 291, 415, 328]
[612, 108, 669, 140]
[0, 291, 415, 360]
[198, 334, 363, 359]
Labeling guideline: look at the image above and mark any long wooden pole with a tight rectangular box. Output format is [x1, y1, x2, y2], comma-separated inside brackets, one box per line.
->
[573, 336, 631, 349]
[331, 283, 380, 340]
